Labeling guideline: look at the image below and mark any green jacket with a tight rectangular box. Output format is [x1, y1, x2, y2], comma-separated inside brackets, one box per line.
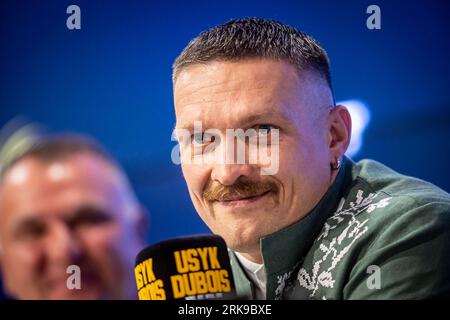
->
[229, 157, 450, 299]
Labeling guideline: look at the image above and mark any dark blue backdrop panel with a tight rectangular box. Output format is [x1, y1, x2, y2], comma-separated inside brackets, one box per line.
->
[1, 0, 449, 257]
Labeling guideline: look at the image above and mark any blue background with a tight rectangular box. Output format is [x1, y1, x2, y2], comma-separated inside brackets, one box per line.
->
[1, 0, 450, 298]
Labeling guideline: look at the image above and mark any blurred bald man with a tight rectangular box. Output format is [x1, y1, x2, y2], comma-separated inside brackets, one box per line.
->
[0, 135, 146, 299]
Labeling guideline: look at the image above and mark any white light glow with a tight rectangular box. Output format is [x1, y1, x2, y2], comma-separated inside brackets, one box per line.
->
[338, 99, 371, 157]
[47, 163, 68, 181]
[8, 165, 29, 185]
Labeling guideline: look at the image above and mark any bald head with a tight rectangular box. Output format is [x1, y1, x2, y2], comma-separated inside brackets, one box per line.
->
[0, 151, 140, 223]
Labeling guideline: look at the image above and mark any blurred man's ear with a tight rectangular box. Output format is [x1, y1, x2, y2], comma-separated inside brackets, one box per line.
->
[0, 243, 3, 272]
[328, 105, 352, 159]
[0, 242, 5, 294]
[135, 205, 149, 244]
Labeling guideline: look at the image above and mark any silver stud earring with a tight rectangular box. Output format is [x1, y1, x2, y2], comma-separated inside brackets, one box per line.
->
[331, 157, 342, 170]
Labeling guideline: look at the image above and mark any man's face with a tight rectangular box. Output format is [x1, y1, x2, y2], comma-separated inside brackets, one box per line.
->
[0, 153, 143, 299]
[174, 59, 337, 258]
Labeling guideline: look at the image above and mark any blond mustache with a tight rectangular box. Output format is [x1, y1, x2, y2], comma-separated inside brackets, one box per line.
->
[203, 179, 278, 202]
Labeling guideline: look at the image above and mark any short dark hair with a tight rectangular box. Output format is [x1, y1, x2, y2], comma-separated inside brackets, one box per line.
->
[0, 134, 120, 181]
[173, 18, 333, 90]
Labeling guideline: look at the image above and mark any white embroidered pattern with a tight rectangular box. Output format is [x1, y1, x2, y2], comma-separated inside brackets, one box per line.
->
[274, 262, 300, 300]
[297, 190, 391, 298]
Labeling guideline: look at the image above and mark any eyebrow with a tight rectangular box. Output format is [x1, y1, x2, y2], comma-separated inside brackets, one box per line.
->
[67, 205, 113, 226]
[175, 108, 291, 132]
[238, 110, 291, 127]
[12, 205, 113, 234]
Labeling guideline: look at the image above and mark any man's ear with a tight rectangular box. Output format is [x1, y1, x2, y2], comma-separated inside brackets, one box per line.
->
[328, 105, 352, 159]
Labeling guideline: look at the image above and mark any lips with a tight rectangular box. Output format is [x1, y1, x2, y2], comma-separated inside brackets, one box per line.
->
[44, 274, 103, 299]
[215, 190, 271, 206]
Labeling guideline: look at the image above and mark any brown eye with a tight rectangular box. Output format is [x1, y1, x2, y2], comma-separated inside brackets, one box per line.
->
[70, 207, 112, 229]
[14, 220, 47, 241]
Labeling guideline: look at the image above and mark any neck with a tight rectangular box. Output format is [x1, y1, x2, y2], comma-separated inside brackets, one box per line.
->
[237, 249, 263, 264]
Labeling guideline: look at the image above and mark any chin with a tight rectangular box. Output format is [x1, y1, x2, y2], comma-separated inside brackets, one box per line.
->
[222, 231, 262, 254]
[46, 289, 106, 300]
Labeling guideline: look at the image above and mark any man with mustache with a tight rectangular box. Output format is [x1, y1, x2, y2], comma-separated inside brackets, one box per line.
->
[172, 18, 450, 299]
[0, 132, 146, 299]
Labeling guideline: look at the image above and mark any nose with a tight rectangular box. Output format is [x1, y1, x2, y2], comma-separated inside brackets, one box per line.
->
[211, 163, 254, 186]
[210, 133, 259, 185]
[44, 222, 82, 268]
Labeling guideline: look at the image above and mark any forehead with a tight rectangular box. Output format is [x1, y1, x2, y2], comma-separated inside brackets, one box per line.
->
[0, 153, 125, 222]
[174, 59, 306, 129]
